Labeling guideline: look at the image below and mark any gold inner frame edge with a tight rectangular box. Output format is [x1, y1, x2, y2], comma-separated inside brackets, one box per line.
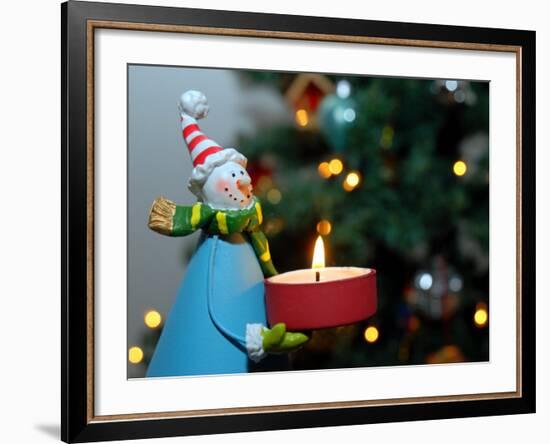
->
[85, 19, 523, 423]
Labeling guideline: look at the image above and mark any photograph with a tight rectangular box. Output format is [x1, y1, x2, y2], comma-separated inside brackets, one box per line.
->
[126, 65, 490, 379]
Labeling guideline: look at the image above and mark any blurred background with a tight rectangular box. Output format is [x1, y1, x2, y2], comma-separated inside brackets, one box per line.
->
[127, 65, 489, 378]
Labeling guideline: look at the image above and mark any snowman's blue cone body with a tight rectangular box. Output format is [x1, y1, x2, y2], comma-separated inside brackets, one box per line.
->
[147, 233, 289, 376]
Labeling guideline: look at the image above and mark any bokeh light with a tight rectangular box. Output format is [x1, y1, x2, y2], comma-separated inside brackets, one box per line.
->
[318, 162, 332, 179]
[295, 109, 309, 127]
[449, 276, 463, 292]
[445, 80, 458, 92]
[328, 158, 344, 175]
[144, 310, 162, 329]
[128, 346, 144, 364]
[343, 108, 356, 122]
[316, 220, 332, 236]
[336, 79, 351, 99]
[418, 272, 433, 291]
[453, 160, 467, 177]
[364, 326, 379, 343]
[474, 307, 488, 327]
[343, 171, 361, 191]
[267, 188, 282, 204]
[345, 172, 360, 187]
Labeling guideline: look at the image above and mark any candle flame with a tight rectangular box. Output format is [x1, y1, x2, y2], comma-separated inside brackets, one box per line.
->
[312, 236, 325, 269]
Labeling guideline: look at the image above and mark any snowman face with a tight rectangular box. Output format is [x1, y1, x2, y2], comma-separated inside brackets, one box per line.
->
[202, 161, 254, 210]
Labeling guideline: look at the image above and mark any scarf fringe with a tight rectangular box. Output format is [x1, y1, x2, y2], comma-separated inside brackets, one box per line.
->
[148, 196, 176, 235]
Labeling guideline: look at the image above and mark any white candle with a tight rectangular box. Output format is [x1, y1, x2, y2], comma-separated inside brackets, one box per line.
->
[267, 266, 373, 284]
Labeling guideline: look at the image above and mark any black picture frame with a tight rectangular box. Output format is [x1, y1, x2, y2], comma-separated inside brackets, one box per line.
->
[62, 1, 536, 442]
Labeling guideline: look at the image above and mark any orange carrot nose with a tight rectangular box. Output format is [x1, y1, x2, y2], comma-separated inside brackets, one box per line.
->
[236, 179, 251, 195]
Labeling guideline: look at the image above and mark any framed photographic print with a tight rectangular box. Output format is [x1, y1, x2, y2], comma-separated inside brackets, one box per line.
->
[61, 1, 535, 442]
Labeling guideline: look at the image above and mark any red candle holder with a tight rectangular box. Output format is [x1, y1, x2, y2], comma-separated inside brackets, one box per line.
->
[265, 267, 377, 331]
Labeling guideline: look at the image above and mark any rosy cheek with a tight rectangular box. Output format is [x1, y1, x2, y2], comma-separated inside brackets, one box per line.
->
[215, 180, 229, 193]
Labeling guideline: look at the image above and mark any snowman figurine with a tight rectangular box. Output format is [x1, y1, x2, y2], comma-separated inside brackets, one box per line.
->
[146, 90, 308, 377]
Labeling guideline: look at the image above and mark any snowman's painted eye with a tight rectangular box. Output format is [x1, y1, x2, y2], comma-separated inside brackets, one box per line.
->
[231, 173, 236, 177]
[225, 188, 228, 192]
[240, 171, 244, 175]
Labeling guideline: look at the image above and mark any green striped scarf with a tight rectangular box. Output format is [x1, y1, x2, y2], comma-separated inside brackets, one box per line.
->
[148, 196, 277, 277]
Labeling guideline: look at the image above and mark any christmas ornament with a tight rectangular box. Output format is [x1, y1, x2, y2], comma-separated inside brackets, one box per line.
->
[430, 79, 478, 106]
[407, 256, 462, 321]
[146, 90, 308, 376]
[318, 80, 357, 152]
[285, 73, 335, 130]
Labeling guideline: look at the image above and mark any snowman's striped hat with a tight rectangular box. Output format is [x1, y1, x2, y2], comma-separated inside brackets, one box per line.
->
[179, 90, 247, 198]
[179, 90, 224, 167]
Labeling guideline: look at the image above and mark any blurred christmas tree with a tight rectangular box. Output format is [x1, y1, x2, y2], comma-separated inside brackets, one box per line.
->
[237, 72, 490, 370]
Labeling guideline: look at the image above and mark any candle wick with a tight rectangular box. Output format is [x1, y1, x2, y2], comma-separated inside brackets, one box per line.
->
[315, 271, 320, 282]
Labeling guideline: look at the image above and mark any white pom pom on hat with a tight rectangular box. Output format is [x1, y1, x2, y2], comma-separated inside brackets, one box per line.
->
[178, 90, 247, 197]
[179, 90, 210, 120]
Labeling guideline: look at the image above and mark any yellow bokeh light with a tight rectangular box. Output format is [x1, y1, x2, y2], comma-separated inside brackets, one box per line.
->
[316, 220, 332, 236]
[328, 158, 344, 175]
[128, 346, 144, 364]
[343, 171, 361, 191]
[453, 160, 468, 176]
[267, 188, 282, 204]
[144, 310, 162, 329]
[474, 308, 488, 327]
[295, 109, 309, 127]
[311, 236, 325, 269]
[345, 171, 361, 187]
[364, 326, 379, 343]
[318, 162, 332, 179]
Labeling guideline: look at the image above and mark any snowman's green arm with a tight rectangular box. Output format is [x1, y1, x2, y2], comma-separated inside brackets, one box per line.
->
[247, 230, 278, 278]
[148, 196, 214, 236]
